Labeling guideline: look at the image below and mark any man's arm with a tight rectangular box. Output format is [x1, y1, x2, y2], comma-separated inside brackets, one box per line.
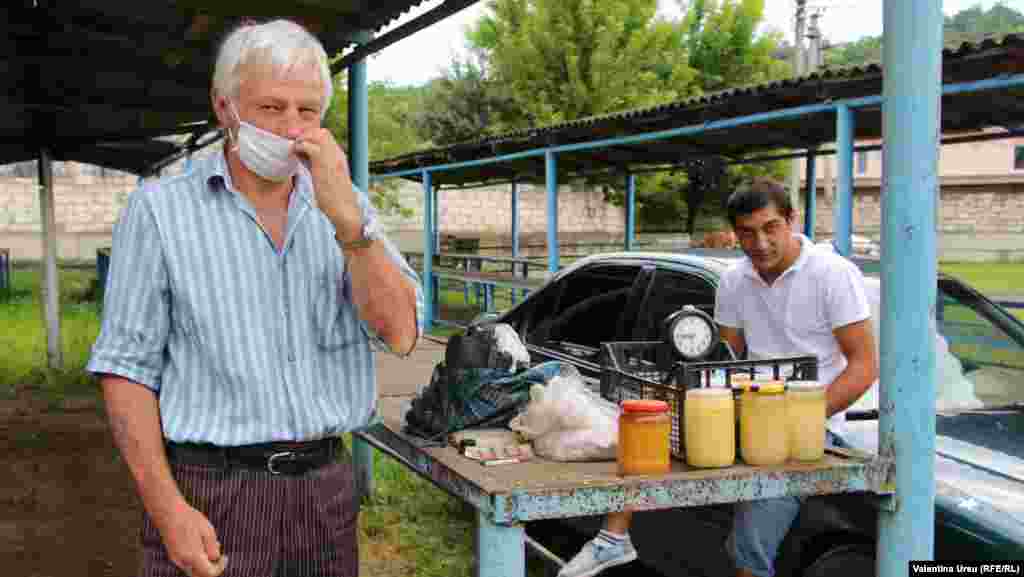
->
[343, 244, 419, 355]
[293, 128, 419, 355]
[826, 318, 879, 417]
[101, 375, 226, 577]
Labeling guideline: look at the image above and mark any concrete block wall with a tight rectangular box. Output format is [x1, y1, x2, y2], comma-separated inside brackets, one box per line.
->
[0, 160, 1021, 262]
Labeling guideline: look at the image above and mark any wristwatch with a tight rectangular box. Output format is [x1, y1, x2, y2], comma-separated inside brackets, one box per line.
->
[339, 218, 382, 251]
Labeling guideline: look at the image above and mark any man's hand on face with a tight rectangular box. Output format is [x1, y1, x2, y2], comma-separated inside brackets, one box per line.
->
[292, 128, 362, 243]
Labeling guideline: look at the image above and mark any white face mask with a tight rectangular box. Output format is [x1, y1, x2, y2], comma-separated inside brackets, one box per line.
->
[227, 100, 300, 183]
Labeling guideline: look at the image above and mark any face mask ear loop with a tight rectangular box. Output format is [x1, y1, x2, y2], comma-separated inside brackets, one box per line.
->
[225, 98, 242, 152]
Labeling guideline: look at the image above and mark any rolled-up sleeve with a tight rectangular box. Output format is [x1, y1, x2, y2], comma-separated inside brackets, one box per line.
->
[86, 187, 170, 391]
[347, 185, 425, 355]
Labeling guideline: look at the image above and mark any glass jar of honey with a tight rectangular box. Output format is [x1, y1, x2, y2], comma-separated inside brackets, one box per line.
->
[737, 381, 789, 466]
[785, 381, 827, 461]
[618, 399, 671, 476]
[684, 388, 735, 468]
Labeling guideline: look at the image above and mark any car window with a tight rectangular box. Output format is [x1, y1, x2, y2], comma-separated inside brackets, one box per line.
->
[632, 268, 716, 341]
[937, 279, 1024, 409]
[523, 264, 642, 349]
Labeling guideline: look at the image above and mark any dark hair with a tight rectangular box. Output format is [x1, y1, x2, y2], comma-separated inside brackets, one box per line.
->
[725, 177, 794, 226]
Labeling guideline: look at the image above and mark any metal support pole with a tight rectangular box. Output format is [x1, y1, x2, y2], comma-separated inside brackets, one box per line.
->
[38, 148, 62, 370]
[625, 172, 636, 251]
[347, 34, 371, 193]
[423, 171, 434, 330]
[475, 510, 525, 577]
[877, 1, 942, 574]
[804, 148, 817, 239]
[511, 180, 520, 304]
[545, 151, 559, 274]
[433, 185, 440, 254]
[834, 104, 855, 256]
[347, 30, 374, 501]
[432, 184, 440, 309]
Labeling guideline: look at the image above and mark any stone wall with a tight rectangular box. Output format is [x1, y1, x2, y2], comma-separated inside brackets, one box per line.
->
[1, 160, 1021, 262]
[802, 179, 1024, 262]
[377, 180, 626, 253]
[0, 162, 136, 262]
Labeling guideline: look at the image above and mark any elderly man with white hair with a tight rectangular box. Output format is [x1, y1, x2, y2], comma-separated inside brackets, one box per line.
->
[88, 19, 423, 577]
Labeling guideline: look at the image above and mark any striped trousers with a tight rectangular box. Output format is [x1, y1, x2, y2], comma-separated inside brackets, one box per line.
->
[140, 446, 359, 577]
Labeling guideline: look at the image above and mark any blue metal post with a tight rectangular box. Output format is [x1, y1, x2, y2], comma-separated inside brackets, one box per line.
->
[347, 31, 374, 500]
[432, 184, 440, 309]
[476, 510, 525, 577]
[625, 172, 636, 250]
[545, 151, 559, 274]
[834, 105, 855, 256]
[511, 180, 520, 304]
[877, 1, 942, 574]
[423, 171, 434, 330]
[804, 149, 817, 239]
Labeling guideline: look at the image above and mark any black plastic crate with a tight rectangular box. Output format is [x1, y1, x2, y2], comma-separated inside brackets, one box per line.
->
[678, 356, 819, 389]
[599, 341, 692, 459]
[599, 341, 820, 461]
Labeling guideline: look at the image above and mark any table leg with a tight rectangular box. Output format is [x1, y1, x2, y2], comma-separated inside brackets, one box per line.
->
[476, 509, 525, 577]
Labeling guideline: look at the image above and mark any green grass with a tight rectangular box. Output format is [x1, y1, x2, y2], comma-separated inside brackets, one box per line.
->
[940, 262, 1024, 297]
[1, 266, 103, 398]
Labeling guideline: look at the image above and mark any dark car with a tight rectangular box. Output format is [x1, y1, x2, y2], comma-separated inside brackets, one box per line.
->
[481, 251, 1024, 577]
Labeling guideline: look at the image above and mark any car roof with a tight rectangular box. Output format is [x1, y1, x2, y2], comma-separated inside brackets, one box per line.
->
[556, 250, 739, 279]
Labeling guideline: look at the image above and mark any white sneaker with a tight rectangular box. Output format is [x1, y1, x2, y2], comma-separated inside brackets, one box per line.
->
[557, 535, 638, 577]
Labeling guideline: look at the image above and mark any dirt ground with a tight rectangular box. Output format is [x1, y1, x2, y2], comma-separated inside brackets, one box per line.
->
[0, 389, 408, 577]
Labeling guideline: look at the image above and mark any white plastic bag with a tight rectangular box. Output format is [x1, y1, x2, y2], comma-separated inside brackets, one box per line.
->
[508, 367, 620, 461]
[491, 323, 531, 372]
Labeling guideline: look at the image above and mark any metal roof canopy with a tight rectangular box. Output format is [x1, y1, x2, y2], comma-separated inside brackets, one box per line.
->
[372, 34, 1024, 187]
[2, 0, 477, 175]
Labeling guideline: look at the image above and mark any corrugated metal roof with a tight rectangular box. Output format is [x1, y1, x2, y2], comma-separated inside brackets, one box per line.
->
[1, 1, 443, 175]
[372, 33, 1024, 185]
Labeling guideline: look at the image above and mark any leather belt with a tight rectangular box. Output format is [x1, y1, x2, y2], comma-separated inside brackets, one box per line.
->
[165, 438, 343, 476]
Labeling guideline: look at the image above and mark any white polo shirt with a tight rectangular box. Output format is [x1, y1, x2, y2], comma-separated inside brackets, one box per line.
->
[715, 234, 871, 436]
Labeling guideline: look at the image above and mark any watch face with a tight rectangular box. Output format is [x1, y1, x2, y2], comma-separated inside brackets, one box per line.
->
[671, 314, 715, 359]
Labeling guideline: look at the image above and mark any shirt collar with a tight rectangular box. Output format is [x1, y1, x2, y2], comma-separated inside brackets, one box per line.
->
[205, 147, 315, 208]
[741, 234, 813, 281]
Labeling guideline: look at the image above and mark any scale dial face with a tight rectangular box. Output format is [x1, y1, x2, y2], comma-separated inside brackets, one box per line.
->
[666, 307, 718, 361]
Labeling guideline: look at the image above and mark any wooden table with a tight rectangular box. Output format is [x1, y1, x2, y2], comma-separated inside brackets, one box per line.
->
[356, 396, 893, 577]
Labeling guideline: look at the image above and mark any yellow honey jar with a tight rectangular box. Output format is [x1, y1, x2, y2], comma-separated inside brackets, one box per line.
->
[785, 381, 827, 462]
[684, 388, 735, 468]
[737, 380, 789, 466]
[618, 399, 671, 476]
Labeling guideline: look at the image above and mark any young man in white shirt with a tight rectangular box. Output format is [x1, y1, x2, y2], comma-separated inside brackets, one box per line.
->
[716, 177, 878, 577]
[557, 177, 877, 577]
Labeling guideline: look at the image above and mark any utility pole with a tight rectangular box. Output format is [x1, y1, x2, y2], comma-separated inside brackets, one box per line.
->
[807, 10, 823, 71]
[787, 0, 807, 226]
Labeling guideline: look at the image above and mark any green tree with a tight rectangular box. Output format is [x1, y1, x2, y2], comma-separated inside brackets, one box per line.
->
[466, 0, 700, 127]
[681, 0, 791, 92]
[825, 2, 1024, 68]
[412, 56, 517, 146]
[325, 74, 429, 216]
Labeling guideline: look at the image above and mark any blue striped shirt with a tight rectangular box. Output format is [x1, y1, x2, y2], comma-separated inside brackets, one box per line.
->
[87, 150, 424, 446]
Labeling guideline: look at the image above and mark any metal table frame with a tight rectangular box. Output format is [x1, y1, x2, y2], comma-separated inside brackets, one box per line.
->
[356, 420, 893, 577]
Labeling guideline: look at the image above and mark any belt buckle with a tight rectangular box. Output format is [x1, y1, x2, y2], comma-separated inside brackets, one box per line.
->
[267, 451, 296, 475]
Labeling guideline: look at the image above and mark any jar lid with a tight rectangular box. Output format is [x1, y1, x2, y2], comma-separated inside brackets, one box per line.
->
[687, 387, 733, 398]
[731, 380, 785, 394]
[787, 380, 824, 391]
[621, 399, 670, 413]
